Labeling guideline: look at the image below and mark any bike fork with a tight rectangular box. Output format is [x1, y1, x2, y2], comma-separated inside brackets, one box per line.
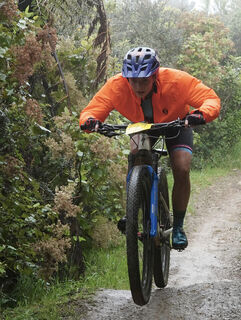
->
[147, 166, 172, 242]
[146, 166, 159, 238]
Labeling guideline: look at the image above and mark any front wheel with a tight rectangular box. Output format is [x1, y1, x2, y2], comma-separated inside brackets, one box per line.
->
[153, 168, 171, 288]
[126, 165, 153, 306]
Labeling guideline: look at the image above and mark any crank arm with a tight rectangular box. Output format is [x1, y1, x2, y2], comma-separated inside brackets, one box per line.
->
[160, 227, 173, 240]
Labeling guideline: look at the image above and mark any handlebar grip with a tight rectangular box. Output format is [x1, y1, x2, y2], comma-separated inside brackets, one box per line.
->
[80, 124, 87, 130]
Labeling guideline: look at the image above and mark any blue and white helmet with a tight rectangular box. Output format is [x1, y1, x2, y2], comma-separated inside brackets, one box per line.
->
[122, 47, 160, 78]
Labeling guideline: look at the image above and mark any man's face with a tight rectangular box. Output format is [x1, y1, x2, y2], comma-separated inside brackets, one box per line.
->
[129, 75, 155, 99]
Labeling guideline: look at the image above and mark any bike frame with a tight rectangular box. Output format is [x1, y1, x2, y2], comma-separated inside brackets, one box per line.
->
[80, 119, 184, 241]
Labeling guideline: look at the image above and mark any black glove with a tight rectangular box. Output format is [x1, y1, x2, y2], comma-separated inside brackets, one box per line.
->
[81, 117, 102, 131]
[185, 111, 205, 126]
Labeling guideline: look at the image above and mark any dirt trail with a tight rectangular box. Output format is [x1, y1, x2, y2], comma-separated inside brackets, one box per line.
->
[74, 170, 241, 320]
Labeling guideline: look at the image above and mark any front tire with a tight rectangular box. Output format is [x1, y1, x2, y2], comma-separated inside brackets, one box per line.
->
[153, 168, 171, 288]
[126, 165, 153, 306]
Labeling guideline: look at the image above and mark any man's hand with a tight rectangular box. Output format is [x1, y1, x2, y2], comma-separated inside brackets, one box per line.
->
[185, 111, 206, 127]
[82, 117, 102, 131]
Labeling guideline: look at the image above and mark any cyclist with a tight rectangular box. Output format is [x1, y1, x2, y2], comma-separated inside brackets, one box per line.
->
[79, 47, 221, 250]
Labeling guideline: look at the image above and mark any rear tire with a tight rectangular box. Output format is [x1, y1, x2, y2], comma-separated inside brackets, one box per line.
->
[153, 168, 171, 288]
[126, 165, 153, 306]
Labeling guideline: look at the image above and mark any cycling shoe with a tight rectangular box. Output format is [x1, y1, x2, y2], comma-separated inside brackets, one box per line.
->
[172, 226, 188, 250]
[117, 216, 126, 234]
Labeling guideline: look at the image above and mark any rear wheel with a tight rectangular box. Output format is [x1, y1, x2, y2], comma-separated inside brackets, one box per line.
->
[126, 165, 153, 306]
[153, 168, 171, 288]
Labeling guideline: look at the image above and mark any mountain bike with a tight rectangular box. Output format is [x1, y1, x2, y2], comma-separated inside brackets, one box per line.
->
[81, 119, 185, 306]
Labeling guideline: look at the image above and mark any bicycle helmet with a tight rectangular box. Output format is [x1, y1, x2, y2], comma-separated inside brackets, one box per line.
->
[122, 47, 160, 78]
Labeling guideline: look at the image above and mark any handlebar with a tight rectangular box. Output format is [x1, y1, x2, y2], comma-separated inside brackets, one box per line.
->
[80, 123, 128, 137]
[80, 119, 186, 138]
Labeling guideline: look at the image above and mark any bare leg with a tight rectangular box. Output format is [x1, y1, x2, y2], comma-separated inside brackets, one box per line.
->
[169, 149, 192, 250]
[169, 150, 192, 212]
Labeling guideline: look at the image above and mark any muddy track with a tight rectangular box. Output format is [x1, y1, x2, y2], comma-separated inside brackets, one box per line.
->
[69, 170, 241, 320]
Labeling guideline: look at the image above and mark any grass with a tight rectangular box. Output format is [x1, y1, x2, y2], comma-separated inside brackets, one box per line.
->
[2, 241, 129, 320]
[83, 243, 129, 290]
[2, 140, 241, 319]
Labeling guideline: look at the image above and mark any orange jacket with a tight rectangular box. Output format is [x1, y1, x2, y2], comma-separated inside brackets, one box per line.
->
[79, 68, 221, 125]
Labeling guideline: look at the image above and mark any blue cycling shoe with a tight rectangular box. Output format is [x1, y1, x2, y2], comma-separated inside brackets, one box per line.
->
[172, 225, 188, 250]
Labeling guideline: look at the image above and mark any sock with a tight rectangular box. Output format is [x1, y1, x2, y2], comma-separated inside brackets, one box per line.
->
[173, 210, 186, 228]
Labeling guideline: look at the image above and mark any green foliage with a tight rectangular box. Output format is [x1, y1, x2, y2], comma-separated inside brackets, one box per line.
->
[36, 0, 111, 91]
[228, 0, 241, 55]
[216, 56, 241, 119]
[57, 35, 98, 97]
[175, 12, 241, 166]
[0, 1, 73, 307]
[177, 12, 234, 86]
[2, 242, 128, 319]
[76, 126, 127, 224]
[107, 0, 184, 67]
[0, 3, 112, 305]
[210, 0, 241, 55]
[90, 216, 122, 249]
[192, 108, 241, 167]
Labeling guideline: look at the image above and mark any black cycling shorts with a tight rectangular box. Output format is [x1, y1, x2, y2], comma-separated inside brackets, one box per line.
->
[150, 127, 193, 155]
[165, 127, 193, 155]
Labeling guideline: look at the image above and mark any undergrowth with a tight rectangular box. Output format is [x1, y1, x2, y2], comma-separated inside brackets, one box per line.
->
[2, 140, 240, 319]
[1, 240, 128, 320]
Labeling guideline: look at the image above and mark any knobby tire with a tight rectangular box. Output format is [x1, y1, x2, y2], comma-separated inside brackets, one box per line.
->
[126, 165, 153, 306]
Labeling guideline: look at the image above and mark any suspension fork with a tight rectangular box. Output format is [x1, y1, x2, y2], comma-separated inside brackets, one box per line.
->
[146, 166, 159, 238]
[147, 166, 172, 242]
[126, 164, 159, 238]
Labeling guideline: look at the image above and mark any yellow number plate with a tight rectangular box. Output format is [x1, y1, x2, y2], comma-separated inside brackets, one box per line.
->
[126, 122, 152, 135]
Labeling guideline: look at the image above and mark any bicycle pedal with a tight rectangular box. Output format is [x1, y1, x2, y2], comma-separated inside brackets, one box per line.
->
[172, 244, 187, 251]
